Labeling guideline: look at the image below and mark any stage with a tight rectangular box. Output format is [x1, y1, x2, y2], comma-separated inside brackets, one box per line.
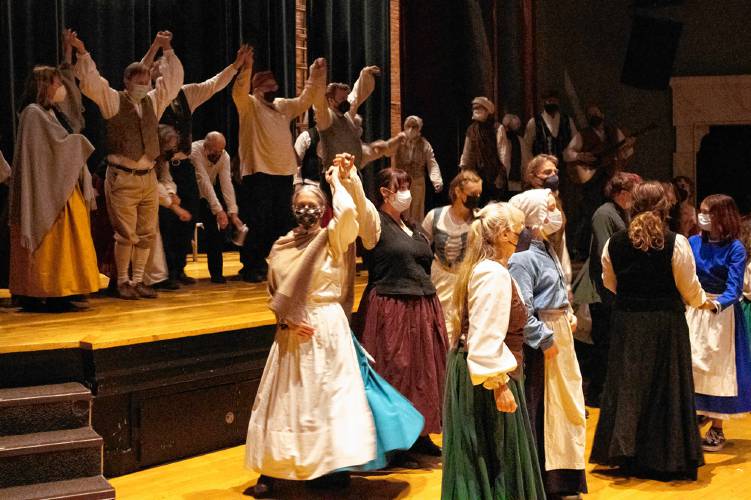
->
[0, 254, 368, 477]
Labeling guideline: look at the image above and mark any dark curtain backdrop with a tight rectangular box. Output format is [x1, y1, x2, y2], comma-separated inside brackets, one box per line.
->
[401, 0, 535, 209]
[0, 0, 295, 167]
[307, 0, 390, 195]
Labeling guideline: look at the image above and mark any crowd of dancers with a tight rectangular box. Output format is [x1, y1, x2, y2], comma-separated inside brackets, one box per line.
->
[2, 28, 751, 500]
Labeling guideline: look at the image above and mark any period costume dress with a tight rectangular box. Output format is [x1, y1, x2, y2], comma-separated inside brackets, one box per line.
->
[422, 206, 471, 341]
[686, 236, 751, 418]
[9, 104, 99, 298]
[442, 259, 545, 499]
[591, 230, 707, 479]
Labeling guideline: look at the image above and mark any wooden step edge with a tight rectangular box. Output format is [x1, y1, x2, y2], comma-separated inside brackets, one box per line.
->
[0, 475, 114, 500]
[0, 383, 92, 409]
[0, 427, 102, 458]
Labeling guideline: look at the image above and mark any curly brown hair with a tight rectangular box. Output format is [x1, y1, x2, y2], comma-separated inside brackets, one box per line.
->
[628, 181, 670, 251]
[19, 65, 61, 111]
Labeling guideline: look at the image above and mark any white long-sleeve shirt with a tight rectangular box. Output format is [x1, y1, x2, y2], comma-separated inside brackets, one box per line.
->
[191, 140, 237, 215]
[601, 233, 707, 307]
[466, 259, 519, 386]
[74, 50, 184, 170]
[314, 68, 376, 133]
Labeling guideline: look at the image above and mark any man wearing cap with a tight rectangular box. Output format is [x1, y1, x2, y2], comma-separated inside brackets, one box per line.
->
[72, 30, 184, 299]
[191, 131, 243, 284]
[232, 47, 326, 282]
[459, 96, 509, 206]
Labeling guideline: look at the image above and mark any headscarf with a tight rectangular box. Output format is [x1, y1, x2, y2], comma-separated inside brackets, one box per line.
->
[509, 188, 552, 230]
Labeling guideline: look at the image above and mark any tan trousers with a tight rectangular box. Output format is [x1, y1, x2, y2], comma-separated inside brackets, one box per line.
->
[408, 176, 426, 223]
[105, 167, 159, 284]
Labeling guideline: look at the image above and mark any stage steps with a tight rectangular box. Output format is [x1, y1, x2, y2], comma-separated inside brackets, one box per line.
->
[0, 383, 114, 499]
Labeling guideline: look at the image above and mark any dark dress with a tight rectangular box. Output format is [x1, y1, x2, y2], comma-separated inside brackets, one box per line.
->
[590, 230, 704, 480]
[356, 211, 448, 434]
[442, 266, 545, 499]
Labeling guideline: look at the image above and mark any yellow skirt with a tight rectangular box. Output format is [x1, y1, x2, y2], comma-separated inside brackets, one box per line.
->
[10, 186, 99, 297]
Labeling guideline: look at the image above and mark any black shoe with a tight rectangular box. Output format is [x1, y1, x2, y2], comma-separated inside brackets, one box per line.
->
[306, 471, 351, 489]
[389, 450, 421, 469]
[410, 435, 442, 456]
[242, 270, 266, 283]
[210, 276, 227, 284]
[247, 475, 275, 497]
[152, 279, 181, 290]
[177, 273, 197, 285]
[46, 297, 88, 313]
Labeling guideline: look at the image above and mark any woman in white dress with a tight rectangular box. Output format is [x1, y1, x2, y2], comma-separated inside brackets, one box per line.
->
[422, 170, 482, 341]
[245, 159, 377, 494]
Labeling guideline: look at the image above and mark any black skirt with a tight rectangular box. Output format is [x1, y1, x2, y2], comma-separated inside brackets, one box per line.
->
[589, 309, 705, 480]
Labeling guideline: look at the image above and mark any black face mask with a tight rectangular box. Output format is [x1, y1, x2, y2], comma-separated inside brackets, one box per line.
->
[543, 174, 560, 192]
[514, 228, 533, 253]
[294, 206, 323, 230]
[463, 194, 480, 210]
[207, 153, 222, 164]
[336, 100, 351, 114]
[543, 103, 559, 115]
[676, 186, 690, 202]
[588, 115, 603, 127]
[163, 149, 176, 162]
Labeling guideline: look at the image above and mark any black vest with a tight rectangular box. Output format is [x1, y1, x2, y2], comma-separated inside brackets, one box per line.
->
[160, 89, 192, 155]
[532, 113, 573, 164]
[300, 127, 322, 182]
[608, 229, 684, 312]
[366, 211, 436, 296]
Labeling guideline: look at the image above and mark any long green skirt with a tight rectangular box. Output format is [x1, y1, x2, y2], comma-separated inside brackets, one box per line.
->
[441, 348, 545, 500]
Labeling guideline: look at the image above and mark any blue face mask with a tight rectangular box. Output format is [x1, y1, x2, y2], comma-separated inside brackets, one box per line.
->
[514, 228, 533, 252]
[542, 174, 560, 192]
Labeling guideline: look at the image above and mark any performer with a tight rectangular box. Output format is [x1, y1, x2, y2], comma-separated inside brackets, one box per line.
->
[442, 202, 545, 499]
[591, 181, 712, 480]
[246, 156, 421, 496]
[572, 172, 642, 406]
[356, 168, 449, 457]
[192, 132, 244, 283]
[72, 30, 184, 299]
[0, 150, 10, 289]
[741, 216, 751, 370]
[313, 65, 382, 174]
[673, 175, 699, 237]
[141, 41, 245, 286]
[508, 188, 587, 499]
[687, 194, 750, 452]
[232, 46, 326, 282]
[9, 65, 99, 311]
[502, 113, 531, 197]
[389, 115, 443, 221]
[459, 96, 508, 205]
[524, 90, 576, 170]
[563, 105, 634, 260]
[421, 170, 482, 341]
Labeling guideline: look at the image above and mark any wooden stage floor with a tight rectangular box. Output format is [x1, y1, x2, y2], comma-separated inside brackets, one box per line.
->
[111, 411, 751, 499]
[0, 254, 367, 354]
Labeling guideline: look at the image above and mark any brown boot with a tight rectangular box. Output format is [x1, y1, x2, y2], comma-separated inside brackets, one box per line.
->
[117, 283, 140, 300]
[133, 283, 158, 299]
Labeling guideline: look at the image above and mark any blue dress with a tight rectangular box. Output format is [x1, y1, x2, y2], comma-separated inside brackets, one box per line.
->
[347, 335, 424, 471]
[689, 236, 751, 415]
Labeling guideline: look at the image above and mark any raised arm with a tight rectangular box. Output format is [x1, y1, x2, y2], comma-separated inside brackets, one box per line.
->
[70, 31, 120, 119]
[276, 58, 327, 121]
[466, 261, 518, 386]
[347, 65, 379, 119]
[140, 33, 161, 67]
[337, 154, 381, 249]
[326, 165, 359, 259]
[149, 32, 184, 117]
[182, 46, 247, 112]
[231, 45, 253, 113]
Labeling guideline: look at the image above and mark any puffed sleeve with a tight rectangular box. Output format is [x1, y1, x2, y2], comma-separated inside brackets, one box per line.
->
[672, 234, 708, 308]
[466, 260, 518, 386]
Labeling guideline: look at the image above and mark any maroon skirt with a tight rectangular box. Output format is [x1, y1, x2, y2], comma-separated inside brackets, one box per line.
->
[355, 286, 448, 434]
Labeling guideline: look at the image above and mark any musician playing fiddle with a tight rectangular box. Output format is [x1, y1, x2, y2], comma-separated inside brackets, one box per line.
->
[563, 105, 634, 260]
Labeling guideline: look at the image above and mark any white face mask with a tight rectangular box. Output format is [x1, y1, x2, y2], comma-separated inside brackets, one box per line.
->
[543, 208, 563, 235]
[405, 128, 420, 140]
[390, 189, 412, 213]
[52, 85, 67, 104]
[128, 84, 151, 101]
[698, 213, 712, 231]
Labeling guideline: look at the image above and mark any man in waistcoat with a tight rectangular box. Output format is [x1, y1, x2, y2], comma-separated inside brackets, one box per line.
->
[459, 96, 509, 206]
[72, 30, 184, 299]
[502, 113, 531, 197]
[232, 46, 326, 282]
[141, 42, 249, 286]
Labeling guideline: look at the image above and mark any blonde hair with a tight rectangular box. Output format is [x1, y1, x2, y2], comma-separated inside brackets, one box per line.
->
[448, 170, 482, 204]
[628, 181, 669, 251]
[450, 202, 525, 343]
